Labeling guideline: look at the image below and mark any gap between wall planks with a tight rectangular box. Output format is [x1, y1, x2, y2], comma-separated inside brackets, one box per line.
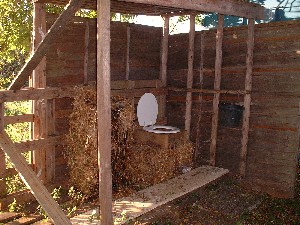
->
[0, 103, 6, 197]
[240, 18, 255, 177]
[97, 0, 113, 224]
[9, 0, 84, 90]
[159, 15, 170, 120]
[84, 21, 90, 85]
[184, 15, 196, 138]
[195, 32, 205, 160]
[0, 132, 71, 224]
[31, 2, 47, 183]
[209, 14, 224, 167]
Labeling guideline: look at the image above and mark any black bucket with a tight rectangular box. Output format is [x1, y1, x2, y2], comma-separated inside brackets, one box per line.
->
[219, 103, 244, 127]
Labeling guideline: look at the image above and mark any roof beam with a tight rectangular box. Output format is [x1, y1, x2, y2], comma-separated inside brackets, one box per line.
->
[117, 0, 265, 19]
[9, 0, 83, 90]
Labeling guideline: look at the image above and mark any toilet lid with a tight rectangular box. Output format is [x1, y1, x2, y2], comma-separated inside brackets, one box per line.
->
[137, 93, 158, 127]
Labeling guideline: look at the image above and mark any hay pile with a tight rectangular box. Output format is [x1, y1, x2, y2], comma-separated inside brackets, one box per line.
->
[65, 86, 194, 198]
[65, 87, 134, 198]
[125, 141, 194, 189]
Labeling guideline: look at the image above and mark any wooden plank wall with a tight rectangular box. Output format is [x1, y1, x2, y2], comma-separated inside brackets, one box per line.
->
[45, 13, 162, 181]
[167, 20, 300, 198]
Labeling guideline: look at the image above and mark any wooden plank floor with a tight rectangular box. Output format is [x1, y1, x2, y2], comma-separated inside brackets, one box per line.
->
[71, 165, 229, 225]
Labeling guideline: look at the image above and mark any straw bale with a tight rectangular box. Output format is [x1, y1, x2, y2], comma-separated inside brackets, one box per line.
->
[65, 86, 135, 199]
[125, 140, 194, 189]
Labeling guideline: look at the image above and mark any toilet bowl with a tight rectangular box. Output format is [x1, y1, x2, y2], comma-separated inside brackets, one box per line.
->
[137, 93, 180, 134]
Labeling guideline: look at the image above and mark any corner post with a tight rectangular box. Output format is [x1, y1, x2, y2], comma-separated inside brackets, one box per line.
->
[31, 2, 47, 183]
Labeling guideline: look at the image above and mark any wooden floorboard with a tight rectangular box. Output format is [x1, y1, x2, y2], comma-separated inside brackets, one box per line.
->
[0, 212, 22, 223]
[71, 165, 229, 225]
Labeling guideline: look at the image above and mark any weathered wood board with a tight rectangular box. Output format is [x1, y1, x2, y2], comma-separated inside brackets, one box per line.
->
[71, 166, 229, 225]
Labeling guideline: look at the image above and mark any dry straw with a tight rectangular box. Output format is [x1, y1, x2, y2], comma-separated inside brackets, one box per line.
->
[65, 86, 194, 198]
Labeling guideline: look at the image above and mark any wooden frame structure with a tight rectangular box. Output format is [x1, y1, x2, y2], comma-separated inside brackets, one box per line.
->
[0, 0, 265, 224]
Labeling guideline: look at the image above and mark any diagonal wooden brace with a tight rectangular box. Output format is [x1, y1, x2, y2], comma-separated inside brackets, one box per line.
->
[0, 132, 71, 224]
[9, 0, 83, 90]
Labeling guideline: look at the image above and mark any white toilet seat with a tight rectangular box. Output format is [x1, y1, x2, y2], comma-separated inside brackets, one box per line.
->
[143, 125, 180, 134]
[137, 93, 180, 134]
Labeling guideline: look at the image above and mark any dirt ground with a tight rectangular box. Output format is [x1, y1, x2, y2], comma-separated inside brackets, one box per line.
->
[127, 172, 300, 225]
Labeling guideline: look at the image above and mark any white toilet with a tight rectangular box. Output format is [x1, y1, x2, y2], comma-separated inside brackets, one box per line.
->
[137, 93, 180, 134]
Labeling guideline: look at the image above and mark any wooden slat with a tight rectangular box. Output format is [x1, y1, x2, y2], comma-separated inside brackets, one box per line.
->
[210, 14, 224, 167]
[3, 114, 34, 125]
[0, 103, 6, 197]
[0, 132, 71, 224]
[9, 0, 83, 90]
[15, 136, 62, 153]
[184, 15, 196, 138]
[169, 88, 246, 95]
[240, 18, 255, 177]
[97, 0, 113, 224]
[71, 166, 229, 224]
[0, 212, 22, 223]
[0, 87, 77, 103]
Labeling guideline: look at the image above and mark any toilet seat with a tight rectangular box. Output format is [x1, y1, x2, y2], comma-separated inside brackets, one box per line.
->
[143, 125, 180, 134]
[137, 93, 180, 134]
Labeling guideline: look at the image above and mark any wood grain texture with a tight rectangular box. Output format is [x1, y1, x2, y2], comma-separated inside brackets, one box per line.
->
[185, 15, 196, 138]
[97, 0, 113, 223]
[209, 14, 224, 166]
[239, 18, 254, 177]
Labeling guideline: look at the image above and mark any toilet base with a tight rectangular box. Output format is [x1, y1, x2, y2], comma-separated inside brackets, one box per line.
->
[134, 129, 187, 149]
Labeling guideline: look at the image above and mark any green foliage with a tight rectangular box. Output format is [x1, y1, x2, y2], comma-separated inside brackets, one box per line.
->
[0, 0, 33, 62]
[8, 198, 23, 212]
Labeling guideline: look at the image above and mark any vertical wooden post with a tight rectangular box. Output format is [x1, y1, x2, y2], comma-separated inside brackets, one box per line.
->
[195, 32, 205, 159]
[161, 15, 169, 87]
[160, 15, 170, 120]
[125, 25, 131, 80]
[46, 99, 56, 182]
[84, 21, 90, 85]
[0, 103, 6, 197]
[209, 14, 224, 166]
[97, 0, 113, 224]
[185, 14, 196, 138]
[240, 18, 255, 177]
[32, 2, 47, 182]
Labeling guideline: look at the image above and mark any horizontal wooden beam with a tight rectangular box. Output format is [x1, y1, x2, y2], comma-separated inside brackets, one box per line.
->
[0, 87, 77, 103]
[119, 0, 265, 19]
[9, 0, 83, 90]
[169, 87, 247, 95]
[1, 82, 166, 103]
[15, 136, 62, 153]
[3, 114, 34, 126]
